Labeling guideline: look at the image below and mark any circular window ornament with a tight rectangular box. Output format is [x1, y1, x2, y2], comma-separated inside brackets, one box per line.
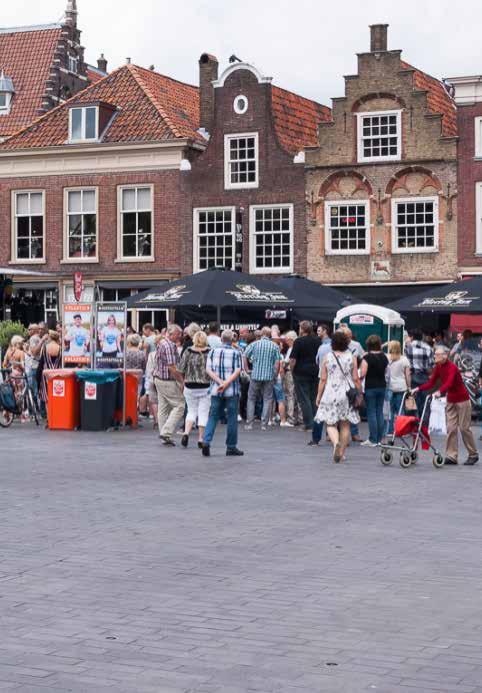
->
[233, 95, 248, 115]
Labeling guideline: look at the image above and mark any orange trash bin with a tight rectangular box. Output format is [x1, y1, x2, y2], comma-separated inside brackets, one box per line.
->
[114, 370, 142, 427]
[45, 369, 80, 430]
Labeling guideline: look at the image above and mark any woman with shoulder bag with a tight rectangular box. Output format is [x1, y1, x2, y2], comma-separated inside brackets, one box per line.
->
[177, 330, 211, 448]
[360, 334, 389, 447]
[315, 330, 362, 463]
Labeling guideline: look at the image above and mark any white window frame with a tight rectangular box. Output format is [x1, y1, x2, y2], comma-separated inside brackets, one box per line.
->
[324, 200, 370, 256]
[249, 203, 294, 274]
[62, 187, 99, 263]
[193, 206, 236, 273]
[0, 92, 12, 115]
[475, 183, 482, 254]
[11, 190, 46, 264]
[224, 132, 259, 190]
[391, 196, 439, 254]
[116, 184, 154, 262]
[68, 106, 99, 143]
[357, 109, 402, 163]
[475, 117, 482, 158]
[68, 55, 79, 74]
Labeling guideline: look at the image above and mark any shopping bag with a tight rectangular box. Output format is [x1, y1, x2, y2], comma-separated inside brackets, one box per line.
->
[429, 396, 447, 435]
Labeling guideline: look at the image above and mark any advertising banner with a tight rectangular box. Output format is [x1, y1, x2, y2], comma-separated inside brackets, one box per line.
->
[63, 303, 92, 366]
[94, 302, 127, 370]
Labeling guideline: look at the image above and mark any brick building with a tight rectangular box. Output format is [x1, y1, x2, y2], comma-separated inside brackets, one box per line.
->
[0, 64, 202, 327]
[0, 51, 331, 326]
[447, 75, 482, 278]
[0, 0, 107, 142]
[188, 55, 330, 277]
[305, 24, 458, 303]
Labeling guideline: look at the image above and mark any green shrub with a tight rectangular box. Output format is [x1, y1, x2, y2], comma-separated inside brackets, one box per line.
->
[0, 320, 29, 353]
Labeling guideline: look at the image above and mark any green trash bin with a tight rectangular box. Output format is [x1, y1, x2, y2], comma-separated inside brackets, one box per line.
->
[76, 370, 121, 431]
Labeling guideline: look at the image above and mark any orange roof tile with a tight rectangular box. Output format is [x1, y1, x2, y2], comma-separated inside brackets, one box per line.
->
[2, 63, 203, 149]
[0, 25, 62, 138]
[401, 61, 457, 137]
[271, 86, 331, 154]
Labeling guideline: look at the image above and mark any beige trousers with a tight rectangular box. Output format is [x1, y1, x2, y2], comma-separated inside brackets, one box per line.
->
[445, 400, 477, 461]
[155, 379, 185, 439]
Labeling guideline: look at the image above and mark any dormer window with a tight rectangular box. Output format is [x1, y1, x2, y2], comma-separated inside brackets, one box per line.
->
[69, 106, 98, 142]
[68, 55, 79, 74]
[0, 70, 15, 115]
[356, 110, 401, 163]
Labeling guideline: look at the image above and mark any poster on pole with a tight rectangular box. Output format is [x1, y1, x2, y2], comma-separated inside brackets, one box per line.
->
[94, 302, 127, 369]
[62, 303, 93, 367]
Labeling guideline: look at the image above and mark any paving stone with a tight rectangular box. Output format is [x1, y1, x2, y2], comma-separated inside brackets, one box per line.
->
[2, 424, 482, 692]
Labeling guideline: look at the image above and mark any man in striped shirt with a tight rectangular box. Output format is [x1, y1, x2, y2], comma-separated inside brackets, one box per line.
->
[243, 326, 281, 430]
[202, 329, 243, 458]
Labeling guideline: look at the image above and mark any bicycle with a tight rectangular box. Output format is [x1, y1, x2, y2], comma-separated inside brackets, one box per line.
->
[0, 368, 41, 428]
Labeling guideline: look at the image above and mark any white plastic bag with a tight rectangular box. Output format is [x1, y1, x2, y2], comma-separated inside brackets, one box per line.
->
[429, 396, 447, 434]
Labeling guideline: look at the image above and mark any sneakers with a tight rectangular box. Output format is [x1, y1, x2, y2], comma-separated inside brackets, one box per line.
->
[181, 434, 189, 448]
[226, 448, 244, 456]
[463, 456, 479, 466]
[261, 425, 267, 431]
[307, 440, 319, 447]
[360, 440, 377, 447]
[244, 424, 253, 431]
[160, 435, 175, 447]
[201, 444, 210, 457]
[280, 421, 294, 427]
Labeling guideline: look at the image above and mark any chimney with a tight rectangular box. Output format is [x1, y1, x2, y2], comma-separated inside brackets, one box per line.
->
[370, 24, 388, 52]
[64, 0, 78, 27]
[199, 53, 219, 134]
[97, 53, 108, 73]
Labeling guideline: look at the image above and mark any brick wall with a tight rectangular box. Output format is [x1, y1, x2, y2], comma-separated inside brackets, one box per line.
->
[457, 103, 482, 270]
[0, 169, 186, 279]
[305, 48, 458, 290]
[189, 67, 307, 276]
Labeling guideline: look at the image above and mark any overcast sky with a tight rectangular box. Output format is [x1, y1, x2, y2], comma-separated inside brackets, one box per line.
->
[2, 0, 481, 105]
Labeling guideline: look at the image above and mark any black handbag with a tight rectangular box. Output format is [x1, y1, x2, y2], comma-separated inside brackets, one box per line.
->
[333, 352, 364, 409]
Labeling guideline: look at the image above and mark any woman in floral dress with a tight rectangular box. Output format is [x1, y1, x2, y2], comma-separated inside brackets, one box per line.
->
[315, 330, 362, 463]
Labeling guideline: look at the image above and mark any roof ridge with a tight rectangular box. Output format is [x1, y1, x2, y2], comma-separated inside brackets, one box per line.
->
[127, 64, 186, 139]
[4, 64, 126, 142]
[128, 62, 198, 92]
[0, 23, 62, 34]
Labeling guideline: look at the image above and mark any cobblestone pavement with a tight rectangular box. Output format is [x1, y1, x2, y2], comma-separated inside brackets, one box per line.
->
[1, 421, 482, 692]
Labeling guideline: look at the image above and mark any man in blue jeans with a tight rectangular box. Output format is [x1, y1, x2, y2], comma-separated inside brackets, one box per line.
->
[202, 329, 243, 457]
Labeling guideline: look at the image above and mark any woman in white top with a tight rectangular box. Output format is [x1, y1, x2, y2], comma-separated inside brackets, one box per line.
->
[387, 340, 411, 434]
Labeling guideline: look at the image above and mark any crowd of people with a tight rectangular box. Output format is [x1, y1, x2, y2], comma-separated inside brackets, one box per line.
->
[2, 319, 481, 466]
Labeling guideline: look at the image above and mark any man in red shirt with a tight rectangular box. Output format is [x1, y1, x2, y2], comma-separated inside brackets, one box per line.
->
[413, 346, 478, 465]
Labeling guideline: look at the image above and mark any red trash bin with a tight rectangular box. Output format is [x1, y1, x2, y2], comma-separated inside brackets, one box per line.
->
[44, 369, 80, 430]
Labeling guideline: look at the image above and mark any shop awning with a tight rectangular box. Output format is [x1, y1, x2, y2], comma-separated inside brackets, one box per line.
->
[450, 314, 482, 332]
[96, 280, 168, 290]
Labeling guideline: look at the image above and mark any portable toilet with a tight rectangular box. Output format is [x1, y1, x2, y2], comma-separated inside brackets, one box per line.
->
[334, 304, 404, 348]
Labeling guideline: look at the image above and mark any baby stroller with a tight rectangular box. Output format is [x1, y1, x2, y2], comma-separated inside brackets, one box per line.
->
[379, 392, 444, 469]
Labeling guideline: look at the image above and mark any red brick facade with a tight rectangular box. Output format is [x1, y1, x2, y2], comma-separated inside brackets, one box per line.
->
[188, 61, 329, 277]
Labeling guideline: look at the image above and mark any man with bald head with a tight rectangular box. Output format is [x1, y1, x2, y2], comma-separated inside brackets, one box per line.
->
[414, 346, 478, 466]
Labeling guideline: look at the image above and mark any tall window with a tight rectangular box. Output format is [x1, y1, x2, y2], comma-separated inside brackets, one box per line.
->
[357, 110, 401, 162]
[325, 201, 370, 255]
[68, 55, 78, 74]
[65, 189, 97, 260]
[13, 191, 44, 261]
[249, 204, 293, 273]
[119, 186, 153, 260]
[193, 207, 235, 272]
[224, 133, 258, 189]
[69, 106, 98, 142]
[391, 197, 438, 253]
